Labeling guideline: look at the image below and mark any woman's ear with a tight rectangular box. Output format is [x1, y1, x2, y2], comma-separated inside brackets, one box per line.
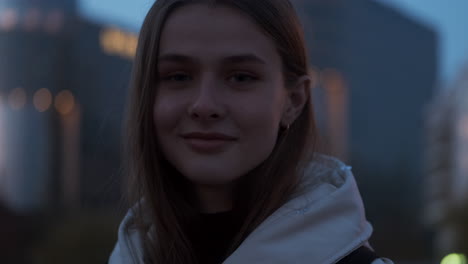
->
[281, 75, 310, 127]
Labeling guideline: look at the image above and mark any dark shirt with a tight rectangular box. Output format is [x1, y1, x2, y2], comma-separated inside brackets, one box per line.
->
[186, 211, 380, 264]
[188, 211, 242, 264]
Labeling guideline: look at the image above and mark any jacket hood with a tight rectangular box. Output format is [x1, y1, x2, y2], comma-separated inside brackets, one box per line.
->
[224, 154, 373, 263]
[109, 155, 392, 264]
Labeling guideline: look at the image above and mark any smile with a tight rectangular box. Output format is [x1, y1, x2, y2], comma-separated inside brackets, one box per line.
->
[181, 132, 238, 154]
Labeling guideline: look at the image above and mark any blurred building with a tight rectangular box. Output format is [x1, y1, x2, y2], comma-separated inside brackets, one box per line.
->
[0, 0, 134, 213]
[425, 63, 468, 260]
[292, 0, 437, 260]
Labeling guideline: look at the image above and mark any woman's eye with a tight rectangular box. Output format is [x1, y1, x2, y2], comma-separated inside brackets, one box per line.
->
[228, 73, 258, 83]
[162, 73, 192, 82]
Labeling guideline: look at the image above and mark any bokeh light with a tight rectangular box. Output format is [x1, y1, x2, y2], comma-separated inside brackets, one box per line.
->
[0, 8, 18, 31]
[441, 253, 467, 264]
[8, 87, 27, 110]
[23, 8, 42, 31]
[99, 27, 137, 59]
[54, 90, 75, 115]
[321, 68, 346, 93]
[33, 88, 52, 112]
[44, 9, 64, 34]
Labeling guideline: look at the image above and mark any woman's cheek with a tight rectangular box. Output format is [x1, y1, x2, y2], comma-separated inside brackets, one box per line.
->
[154, 105, 173, 134]
[241, 94, 283, 128]
[154, 92, 186, 121]
[240, 107, 281, 147]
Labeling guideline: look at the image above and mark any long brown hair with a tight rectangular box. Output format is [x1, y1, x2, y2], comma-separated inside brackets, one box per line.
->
[124, 0, 318, 263]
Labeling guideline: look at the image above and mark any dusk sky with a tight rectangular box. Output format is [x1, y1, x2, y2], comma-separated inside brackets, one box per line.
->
[78, 0, 468, 89]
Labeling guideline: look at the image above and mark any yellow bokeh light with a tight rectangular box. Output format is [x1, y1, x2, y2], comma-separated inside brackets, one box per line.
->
[8, 87, 26, 110]
[33, 88, 52, 112]
[100, 27, 138, 59]
[441, 253, 467, 264]
[321, 68, 346, 93]
[124, 34, 138, 58]
[54, 90, 75, 115]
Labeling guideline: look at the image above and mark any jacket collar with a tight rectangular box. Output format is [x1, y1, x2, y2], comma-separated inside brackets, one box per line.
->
[109, 154, 374, 264]
[224, 154, 373, 263]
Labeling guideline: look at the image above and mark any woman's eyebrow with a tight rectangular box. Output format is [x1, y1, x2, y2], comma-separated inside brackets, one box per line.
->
[158, 54, 195, 64]
[221, 54, 267, 65]
[157, 53, 267, 65]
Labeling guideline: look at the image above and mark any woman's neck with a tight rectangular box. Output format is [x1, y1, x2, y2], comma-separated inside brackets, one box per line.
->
[195, 183, 234, 213]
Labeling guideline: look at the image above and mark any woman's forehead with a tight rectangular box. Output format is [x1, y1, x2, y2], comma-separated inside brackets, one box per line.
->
[162, 3, 253, 31]
[157, 3, 280, 64]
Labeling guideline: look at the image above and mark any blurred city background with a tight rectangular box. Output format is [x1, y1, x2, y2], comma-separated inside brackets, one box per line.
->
[0, 0, 467, 263]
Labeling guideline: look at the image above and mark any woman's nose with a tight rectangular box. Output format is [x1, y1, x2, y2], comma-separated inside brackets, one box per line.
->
[188, 79, 226, 121]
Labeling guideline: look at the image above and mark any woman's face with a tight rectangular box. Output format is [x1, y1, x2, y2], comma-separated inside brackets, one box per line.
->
[154, 4, 292, 194]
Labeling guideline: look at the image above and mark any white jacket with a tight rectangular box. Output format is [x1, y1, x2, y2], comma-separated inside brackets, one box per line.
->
[109, 155, 393, 264]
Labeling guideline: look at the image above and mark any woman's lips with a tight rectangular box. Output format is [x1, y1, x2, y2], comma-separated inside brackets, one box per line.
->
[181, 132, 237, 154]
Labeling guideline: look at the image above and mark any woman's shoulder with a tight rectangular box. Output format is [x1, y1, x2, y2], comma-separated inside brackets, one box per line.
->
[223, 154, 378, 263]
[292, 153, 355, 200]
[373, 258, 395, 264]
[108, 205, 145, 264]
[304, 153, 352, 182]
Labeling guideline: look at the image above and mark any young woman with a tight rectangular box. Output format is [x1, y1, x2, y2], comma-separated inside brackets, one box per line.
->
[109, 0, 393, 263]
